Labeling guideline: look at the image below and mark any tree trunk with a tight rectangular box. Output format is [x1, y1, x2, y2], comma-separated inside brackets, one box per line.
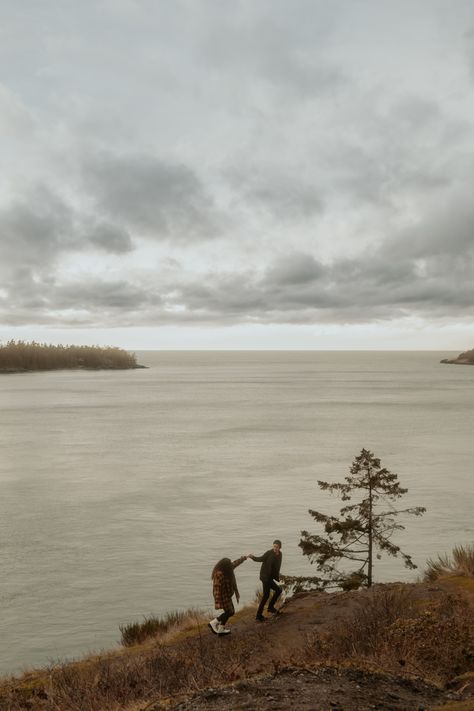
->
[367, 473, 373, 587]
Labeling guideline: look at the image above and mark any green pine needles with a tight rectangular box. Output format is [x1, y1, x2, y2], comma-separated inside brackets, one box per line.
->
[296, 448, 426, 591]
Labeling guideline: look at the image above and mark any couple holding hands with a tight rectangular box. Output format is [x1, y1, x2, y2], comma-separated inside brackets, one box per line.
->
[208, 539, 283, 635]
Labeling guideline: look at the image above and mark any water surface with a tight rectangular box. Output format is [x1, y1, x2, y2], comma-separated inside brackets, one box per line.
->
[1, 351, 473, 674]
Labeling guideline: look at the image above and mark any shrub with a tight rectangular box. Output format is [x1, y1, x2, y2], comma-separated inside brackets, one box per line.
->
[307, 584, 474, 685]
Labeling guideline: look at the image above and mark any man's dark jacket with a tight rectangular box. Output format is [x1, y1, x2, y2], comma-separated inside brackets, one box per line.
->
[252, 549, 282, 582]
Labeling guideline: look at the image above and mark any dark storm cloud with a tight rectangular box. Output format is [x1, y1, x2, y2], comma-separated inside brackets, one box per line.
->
[83, 153, 221, 242]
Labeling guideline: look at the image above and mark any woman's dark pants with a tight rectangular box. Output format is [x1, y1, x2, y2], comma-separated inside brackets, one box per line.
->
[217, 602, 235, 625]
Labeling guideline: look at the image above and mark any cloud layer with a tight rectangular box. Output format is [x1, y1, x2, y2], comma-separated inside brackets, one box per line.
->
[1, 1, 474, 340]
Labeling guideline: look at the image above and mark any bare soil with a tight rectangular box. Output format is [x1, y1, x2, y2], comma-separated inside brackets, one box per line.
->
[168, 666, 450, 711]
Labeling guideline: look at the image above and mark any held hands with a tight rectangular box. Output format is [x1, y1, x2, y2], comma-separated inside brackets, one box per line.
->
[245, 553, 254, 559]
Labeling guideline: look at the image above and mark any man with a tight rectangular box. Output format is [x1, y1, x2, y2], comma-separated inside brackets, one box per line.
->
[249, 539, 283, 621]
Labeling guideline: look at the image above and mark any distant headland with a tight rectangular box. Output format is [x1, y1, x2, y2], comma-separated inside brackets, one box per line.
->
[440, 347, 474, 365]
[0, 340, 146, 373]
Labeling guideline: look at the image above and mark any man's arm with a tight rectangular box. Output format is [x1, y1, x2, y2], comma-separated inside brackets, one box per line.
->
[248, 551, 269, 563]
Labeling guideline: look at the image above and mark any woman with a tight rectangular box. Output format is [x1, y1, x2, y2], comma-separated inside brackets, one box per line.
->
[209, 555, 247, 635]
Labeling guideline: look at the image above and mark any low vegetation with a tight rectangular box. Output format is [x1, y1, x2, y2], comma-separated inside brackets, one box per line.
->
[424, 544, 474, 581]
[305, 583, 474, 686]
[0, 611, 260, 711]
[119, 609, 207, 647]
[0, 340, 138, 372]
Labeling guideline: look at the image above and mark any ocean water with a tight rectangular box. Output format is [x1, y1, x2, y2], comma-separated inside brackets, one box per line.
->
[0, 351, 473, 675]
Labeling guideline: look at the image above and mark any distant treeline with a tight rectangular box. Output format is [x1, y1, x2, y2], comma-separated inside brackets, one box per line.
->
[441, 347, 474, 365]
[0, 340, 138, 372]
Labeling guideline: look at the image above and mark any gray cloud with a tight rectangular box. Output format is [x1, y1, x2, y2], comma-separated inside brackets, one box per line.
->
[198, 0, 346, 100]
[2, 182, 474, 328]
[83, 153, 221, 242]
[4, 275, 161, 327]
[228, 168, 324, 221]
[87, 222, 133, 254]
[0, 188, 75, 271]
[264, 253, 325, 285]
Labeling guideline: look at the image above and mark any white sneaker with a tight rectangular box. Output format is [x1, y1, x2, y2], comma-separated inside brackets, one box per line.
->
[217, 623, 231, 635]
[208, 618, 219, 635]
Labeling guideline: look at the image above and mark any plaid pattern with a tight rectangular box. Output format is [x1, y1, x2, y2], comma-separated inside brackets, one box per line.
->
[212, 556, 246, 611]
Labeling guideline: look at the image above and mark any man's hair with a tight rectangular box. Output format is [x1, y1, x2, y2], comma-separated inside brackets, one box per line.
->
[273, 539, 282, 547]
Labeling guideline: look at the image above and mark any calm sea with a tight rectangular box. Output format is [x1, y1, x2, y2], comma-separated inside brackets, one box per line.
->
[1, 351, 473, 675]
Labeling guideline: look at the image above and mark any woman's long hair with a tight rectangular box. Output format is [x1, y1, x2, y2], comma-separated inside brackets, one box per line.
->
[211, 557, 233, 580]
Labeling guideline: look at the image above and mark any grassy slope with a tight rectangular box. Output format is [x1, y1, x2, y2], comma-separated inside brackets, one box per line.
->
[1, 578, 474, 711]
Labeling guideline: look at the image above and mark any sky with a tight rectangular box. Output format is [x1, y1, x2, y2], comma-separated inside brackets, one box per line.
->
[1, 0, 474, 350]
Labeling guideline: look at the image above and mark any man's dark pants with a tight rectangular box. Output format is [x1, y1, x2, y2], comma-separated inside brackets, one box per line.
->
[257, 579, 282, 617]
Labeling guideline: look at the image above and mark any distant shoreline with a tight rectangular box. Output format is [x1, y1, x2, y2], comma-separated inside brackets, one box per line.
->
[0, 364, 148, 374]
[0, 340, 146, 373]
[440, 347, 474, 365]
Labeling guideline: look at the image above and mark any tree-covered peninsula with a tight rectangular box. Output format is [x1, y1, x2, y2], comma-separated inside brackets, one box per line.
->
[441, 347, 474, 365]
[0, 340, 143, 372]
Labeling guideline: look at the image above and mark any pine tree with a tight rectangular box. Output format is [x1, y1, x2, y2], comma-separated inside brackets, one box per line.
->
[297, 448, 426, 590]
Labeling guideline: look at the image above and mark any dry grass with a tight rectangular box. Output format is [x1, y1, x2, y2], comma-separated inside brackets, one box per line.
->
[425, 545, 474, 581]
[0, 625, 262, 711]
[119, 609, 208, 647]
[305, 584, 474, 685]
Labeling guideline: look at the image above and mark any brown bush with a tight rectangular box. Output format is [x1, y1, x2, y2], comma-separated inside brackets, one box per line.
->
[305, 584, 474, 685]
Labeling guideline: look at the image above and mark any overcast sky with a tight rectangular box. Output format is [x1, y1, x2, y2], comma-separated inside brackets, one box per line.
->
[1, 0, 474, 349]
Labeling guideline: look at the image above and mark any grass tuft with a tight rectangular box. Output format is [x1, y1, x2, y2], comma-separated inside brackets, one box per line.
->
[424, 545, 474, 581]
[119, 609, 207, 647]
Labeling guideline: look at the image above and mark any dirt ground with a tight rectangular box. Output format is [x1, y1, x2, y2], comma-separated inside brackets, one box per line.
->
[168, 666, 453, 711]
[146, 581, 474, 711]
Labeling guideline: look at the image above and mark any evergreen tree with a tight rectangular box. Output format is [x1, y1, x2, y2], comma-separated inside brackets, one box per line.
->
[297, 448, 426, 590]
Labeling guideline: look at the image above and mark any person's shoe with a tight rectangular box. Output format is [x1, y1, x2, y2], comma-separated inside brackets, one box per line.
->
[217, 623, 231, 635]
[208, 618, 219, 635]
[255, 614, 266, 622]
